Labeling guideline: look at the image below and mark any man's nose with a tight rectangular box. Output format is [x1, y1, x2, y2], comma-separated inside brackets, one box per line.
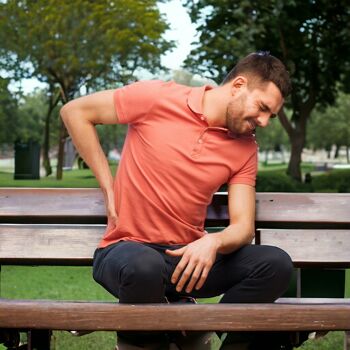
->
[256, 114, 270, 128]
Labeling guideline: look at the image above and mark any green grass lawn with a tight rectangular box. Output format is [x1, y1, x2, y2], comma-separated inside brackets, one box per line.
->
[0, 167, 115, 188]
[0, 162, 315, 188]
[258, 162, 315, 173]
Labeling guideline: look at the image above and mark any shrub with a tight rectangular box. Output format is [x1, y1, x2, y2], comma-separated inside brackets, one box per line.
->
[256, 169, 350, 193]
[256, 172, 300, 192]
[312, 170, 350, 193]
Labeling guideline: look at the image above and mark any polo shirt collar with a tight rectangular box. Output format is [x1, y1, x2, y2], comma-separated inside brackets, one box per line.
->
[187, 84, 255, 140]
[187, 85, 213, 116]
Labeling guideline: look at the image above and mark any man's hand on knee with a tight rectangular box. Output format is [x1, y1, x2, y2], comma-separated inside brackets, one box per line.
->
[165, 234, 220, 293]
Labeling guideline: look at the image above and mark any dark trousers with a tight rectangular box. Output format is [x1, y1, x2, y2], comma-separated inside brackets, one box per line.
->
[93, 241, 293, 345]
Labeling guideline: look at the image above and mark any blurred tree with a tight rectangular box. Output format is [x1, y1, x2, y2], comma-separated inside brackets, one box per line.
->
[308, 92, 350, 163]
[0, 77, 18, 145]
[16, 90, 47, 143]
[96, 124, 128, 157]
[256, 117, 289, 165]
[0, 0, 174, 179]
[42, 85, 61, 176]
[171, 69, 216, 87]
[184, 0, 350, 181]
[16, 88, 61, 176]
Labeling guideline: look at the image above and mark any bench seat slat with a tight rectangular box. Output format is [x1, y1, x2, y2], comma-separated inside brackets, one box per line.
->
[0, 299, 350, 331]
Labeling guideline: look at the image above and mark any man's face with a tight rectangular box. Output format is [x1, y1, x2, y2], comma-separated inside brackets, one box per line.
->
[226, 81, 284, 135]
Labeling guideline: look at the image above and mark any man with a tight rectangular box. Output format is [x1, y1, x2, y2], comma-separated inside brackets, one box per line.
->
[61, 52, 293, 350]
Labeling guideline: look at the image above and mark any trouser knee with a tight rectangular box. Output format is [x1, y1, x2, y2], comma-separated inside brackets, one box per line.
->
[120, 250, 167, 301]
[258, 245, 294, 296]
[93, 242, 168, 303]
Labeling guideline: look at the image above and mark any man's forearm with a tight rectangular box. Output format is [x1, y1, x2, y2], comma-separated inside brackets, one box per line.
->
[211, 223, 255, 255]
[60, 106, 115, 209]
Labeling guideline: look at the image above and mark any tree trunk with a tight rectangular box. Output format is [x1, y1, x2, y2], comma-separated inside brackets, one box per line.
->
[56, 86, 71, 180]
[42, 112, 52, 177]
[278, 107, 310, 182]
[56, 119, 67, 180]
[264, 149, 269, 165]
[43, 88, 60, 177]
[334, 144, 341, 159]
[281, 145, 286, 164]
[347, 146, 349, 164]
[287, 131, 305, 181]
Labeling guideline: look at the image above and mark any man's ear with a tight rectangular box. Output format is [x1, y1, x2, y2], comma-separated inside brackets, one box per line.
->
[230, 76, 247, 95]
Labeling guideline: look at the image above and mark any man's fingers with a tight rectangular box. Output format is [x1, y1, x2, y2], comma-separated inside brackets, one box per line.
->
[106, 216, 118, 231]
[171, 255, 189, 284]
[165, 247, 186, 256]
[195, 265, 210, 291]
[175, 261, 196, 292]
[185, 264, 203, 293]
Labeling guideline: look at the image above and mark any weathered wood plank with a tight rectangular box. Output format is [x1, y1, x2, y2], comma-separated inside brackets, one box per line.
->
[260, 229, 350, 266]
[0, 300, 350, 331]
[0, 188, 106, 224]
[1, 225, 350, 266]
[1, 189, 350, 226]
[277, 298, 350, 304]
[210, 192, 350, 227]
[0, 224, 103, 264]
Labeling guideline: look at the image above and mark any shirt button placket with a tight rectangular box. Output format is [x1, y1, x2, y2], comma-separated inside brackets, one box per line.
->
[191, 129, 207, 158]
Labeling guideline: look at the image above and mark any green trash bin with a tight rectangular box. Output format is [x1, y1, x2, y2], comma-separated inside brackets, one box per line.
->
[14, 140, 40, 180]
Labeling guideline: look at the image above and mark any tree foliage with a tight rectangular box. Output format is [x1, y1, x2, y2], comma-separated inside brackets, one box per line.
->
[0, 0, 173, 97]
[308, 92, 350, 157]
[256, 116, 289, 151]
[14, 89, 60, 143]
[184, 0, 350, 180]
[0, 78, 18, 144]
[0, 0, 174, 178]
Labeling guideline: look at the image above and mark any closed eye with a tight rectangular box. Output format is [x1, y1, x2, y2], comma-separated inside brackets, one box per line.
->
[260, 103, 269, 113]
[260, 103, 276, 118]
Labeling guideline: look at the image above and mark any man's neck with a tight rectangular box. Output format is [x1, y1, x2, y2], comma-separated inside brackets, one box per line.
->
[202, 85, 228, 128]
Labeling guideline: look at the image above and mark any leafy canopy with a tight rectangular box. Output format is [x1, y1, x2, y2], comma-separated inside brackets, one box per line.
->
[185, 0, 350, 112]
[0, 0, 174, 97]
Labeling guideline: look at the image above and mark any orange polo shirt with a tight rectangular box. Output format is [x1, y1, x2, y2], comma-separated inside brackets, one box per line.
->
[98, 80, 257, 248]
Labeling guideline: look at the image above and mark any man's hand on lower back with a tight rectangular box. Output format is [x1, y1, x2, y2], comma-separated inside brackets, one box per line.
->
[104, 194, 118, 232]
[106, 214, 118, 232]
[165, 233, 221, 293]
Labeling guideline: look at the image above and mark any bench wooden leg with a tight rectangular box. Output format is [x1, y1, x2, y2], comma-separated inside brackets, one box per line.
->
[345, 331, 350, 350]
[27, 330, 51, 350]
[0, 329, 20, 349]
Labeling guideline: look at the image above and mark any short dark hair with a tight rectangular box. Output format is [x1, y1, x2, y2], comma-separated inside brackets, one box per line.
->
[222, 51, 292, 98]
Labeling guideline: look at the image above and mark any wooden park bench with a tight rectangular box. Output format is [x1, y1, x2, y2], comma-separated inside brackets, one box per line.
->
[0, 188, 349, 349]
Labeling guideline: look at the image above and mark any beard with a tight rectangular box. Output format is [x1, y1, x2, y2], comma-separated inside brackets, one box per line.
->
[226, 97, 254, 135]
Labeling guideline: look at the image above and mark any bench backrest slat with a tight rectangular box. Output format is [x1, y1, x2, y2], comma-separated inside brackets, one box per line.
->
[0, 224, 102, 265]
[1, 224, 349, 267]
[0, 188, 106, 223]
[1, 188, 349, 267]
[259, 229, 350, 267]
[1, 188, 350, 227]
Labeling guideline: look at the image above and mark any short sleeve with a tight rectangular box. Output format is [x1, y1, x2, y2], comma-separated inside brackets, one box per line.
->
[114, 80, 163, 124]
[228, 149, 258, 187]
